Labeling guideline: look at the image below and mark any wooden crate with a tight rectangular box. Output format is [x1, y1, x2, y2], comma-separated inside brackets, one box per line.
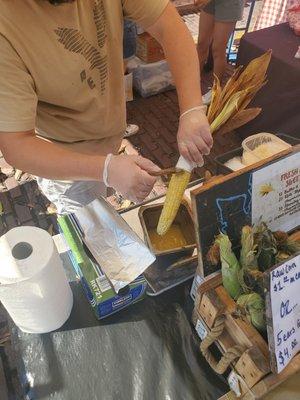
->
[193, 257, 300, 399]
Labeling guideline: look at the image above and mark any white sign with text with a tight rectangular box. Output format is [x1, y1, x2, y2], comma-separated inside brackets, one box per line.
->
[270, 254, 300, 373]
[252, 153, 300, 232]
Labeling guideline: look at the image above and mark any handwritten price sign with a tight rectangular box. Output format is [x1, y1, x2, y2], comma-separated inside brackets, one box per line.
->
[270, 254, 300, 373]
[252, 153, 300, 233]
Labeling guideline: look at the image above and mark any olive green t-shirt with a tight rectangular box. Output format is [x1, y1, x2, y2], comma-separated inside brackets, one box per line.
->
[0, 0, 168, 143]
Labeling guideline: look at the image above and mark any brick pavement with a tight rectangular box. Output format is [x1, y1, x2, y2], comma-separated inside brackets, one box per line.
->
[0, 155, 58, 238]
[127, 77, 241, 178]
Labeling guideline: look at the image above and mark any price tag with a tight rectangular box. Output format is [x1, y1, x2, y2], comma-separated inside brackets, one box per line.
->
[228, 371, 241, 397]
[270, 254, 300, 373]
[190, 274, 203, 301]
[195, 319, 207, 340]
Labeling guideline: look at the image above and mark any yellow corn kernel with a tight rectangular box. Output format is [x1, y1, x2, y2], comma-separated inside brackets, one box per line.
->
[157, 170, 191, 236]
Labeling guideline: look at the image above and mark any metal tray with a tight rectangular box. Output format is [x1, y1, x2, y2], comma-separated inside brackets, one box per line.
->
[138, 201, 196, 257]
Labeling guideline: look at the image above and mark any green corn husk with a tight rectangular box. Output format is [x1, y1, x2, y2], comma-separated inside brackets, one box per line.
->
[216, 233, 242, 300]
[237, 292, 266, 331]
[240, 226, 258, 270]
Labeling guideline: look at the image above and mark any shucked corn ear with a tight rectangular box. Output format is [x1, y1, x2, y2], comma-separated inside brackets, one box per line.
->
[157, 170, 191, 236]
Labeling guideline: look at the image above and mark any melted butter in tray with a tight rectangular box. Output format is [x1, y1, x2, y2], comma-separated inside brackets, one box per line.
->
[148, 225, 187, 251]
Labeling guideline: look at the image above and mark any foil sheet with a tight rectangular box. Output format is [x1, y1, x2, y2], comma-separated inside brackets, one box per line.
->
[74, 199, 155, 293]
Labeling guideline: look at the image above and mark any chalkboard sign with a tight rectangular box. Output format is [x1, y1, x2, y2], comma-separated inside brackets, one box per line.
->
[191, 146, 300, 277]
[264, 253, 300, 373]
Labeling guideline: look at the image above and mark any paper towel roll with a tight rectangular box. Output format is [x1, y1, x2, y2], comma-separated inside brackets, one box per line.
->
[0, 227, 73, 333]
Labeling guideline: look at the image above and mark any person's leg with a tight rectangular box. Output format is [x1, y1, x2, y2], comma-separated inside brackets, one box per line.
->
[211, 20, 235, 80]
[197, 11, 215, 72]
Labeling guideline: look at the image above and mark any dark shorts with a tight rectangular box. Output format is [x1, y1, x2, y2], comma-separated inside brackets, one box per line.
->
[203, 0, 245, 22]
[123, 20, 137, 60]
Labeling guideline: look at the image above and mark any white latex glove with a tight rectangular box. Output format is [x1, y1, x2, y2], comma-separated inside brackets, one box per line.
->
[177, 108, 213, 166]
[104, 154, 160, 203]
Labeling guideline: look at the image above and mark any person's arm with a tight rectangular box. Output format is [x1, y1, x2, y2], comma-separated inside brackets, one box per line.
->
[0, 130, 105, 181]
[147, 2, 213, 165]
[0, 131, 159, 202]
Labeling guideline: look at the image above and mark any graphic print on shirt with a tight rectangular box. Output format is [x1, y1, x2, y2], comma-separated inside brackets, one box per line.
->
[54, 0, 108, 94]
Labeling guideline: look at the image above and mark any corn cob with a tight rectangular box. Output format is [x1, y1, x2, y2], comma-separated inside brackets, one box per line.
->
[157, 170, 191, 236]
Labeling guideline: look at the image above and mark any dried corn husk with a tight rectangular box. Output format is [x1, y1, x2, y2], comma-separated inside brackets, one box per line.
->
[207, 75, 222, 123]
[236, 50, 272, 91]
[215, 108, 262, 135]
[207, 50, 271, 132]
[254, 222, 278, 271]
[210, 91, 241, 133]
[274, 231, 300, 255]
[240, 226, 258, 270]
[243, 269, 265, 297]
[237, 81, 267, 111]
[216, 67, 243, 109]
[207, 242, 220, 265]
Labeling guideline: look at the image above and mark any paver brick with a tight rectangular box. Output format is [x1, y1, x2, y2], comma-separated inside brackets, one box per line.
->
[4, 214, 18, 230]
[159, 139, 175, 156]
[14, 203, 32, 224]
[140, 134, 159, 152]
[0, 218, 6, 236]
[0, 192, 12, 214]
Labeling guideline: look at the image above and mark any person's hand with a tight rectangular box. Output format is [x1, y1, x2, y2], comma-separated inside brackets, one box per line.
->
[177, 108, 213, 166]
[106, 154, 160, 203]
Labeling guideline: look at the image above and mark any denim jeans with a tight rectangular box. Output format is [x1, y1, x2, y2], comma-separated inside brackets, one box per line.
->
[123, 20, 137, 60]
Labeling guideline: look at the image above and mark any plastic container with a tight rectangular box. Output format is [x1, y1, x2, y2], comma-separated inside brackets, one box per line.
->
[215, 134, 299, 175]
[128, 57, 174, 98]
[242, 133, 292, 165]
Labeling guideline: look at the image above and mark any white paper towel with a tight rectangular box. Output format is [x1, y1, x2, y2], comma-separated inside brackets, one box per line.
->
[0, 227, 73, 333]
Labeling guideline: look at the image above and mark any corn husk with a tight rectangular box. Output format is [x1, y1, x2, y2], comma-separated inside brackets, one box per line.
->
[240, 226, 258, 270]
[207, 50, 271, 133]
[243, 269, 265, 297]
[237, 292, 266, 331]
[254, 222, 278, 271]
[235, 50, 272, 91]
[210, 91, 241, 133]
[215, 108, 262, 136]
[207, 242, 220, 265]
[216, 233, 242, 300]
[208, 75, 223, 123]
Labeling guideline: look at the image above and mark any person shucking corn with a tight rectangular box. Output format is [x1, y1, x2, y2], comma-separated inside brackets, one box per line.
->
[0, 0, 212, 215]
